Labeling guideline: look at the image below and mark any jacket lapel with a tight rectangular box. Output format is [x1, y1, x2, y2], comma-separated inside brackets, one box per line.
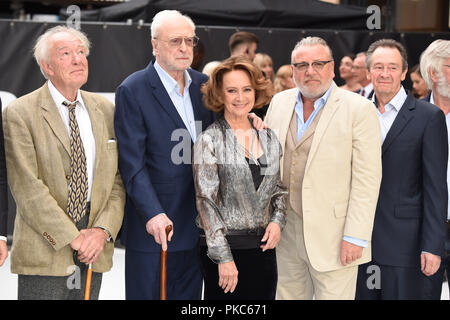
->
[146, 61, 188, 132]
[305, 86, 341, 173]
[40, 83, 71, 157]
[381, 93, 415, 155]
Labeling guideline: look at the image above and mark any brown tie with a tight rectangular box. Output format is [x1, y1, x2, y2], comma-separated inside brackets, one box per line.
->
[63, 101, 88, 223]
[360, 89, 365, 97]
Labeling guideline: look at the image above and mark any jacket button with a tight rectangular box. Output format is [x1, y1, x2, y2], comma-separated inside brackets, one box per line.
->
[66, 175, 70, 180]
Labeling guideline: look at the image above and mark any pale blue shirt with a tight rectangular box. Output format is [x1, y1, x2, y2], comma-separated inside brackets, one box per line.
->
[296, 82, 367, 248]
[154, 61, 197, 142]
[295, 82, 333, 141]
[430, 92, 450, 220]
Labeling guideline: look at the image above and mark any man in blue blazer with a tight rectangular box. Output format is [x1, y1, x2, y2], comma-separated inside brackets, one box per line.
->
[356, 39, 448, 299]
[114, 10, 215, 300]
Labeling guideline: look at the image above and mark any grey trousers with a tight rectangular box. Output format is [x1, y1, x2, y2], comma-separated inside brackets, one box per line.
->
[18, 212, 103, 300]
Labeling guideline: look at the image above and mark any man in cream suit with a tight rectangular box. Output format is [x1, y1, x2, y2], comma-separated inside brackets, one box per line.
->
[3, 26, 125, 299]
[265, 37, 382, 299]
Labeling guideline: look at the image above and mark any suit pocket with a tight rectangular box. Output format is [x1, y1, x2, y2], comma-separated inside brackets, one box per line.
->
[106, 140, 117, 150]
[334, 201, 348, 218]
[394, 205, 421, 219]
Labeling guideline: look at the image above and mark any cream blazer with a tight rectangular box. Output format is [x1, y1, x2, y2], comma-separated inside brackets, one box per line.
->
[3, 83, 125, 276]
[265, 84, 382, 272]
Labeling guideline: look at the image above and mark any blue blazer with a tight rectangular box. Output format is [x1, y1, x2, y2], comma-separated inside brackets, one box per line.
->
[371, 93, 448, 267]
[114, 60, 215, 253]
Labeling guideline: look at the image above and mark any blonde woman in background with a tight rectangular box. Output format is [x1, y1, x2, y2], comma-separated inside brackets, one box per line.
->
[273, 65, 295, 94]
[253, 53, 275, 82]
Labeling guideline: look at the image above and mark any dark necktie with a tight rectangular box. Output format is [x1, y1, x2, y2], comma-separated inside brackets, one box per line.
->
[63, 101, 88, 223]
[360, 89, 365, 97]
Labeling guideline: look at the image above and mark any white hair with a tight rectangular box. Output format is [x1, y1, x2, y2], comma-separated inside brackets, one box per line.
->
[33, 25, 91, 79]
[151, 10, 195, 38]
[420, 39, 450, 90]
[201, 60, 221, 76]
[291, 36, 334, 62]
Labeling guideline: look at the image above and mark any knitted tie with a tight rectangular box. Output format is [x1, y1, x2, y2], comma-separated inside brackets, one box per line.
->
[63, 101, 88, 223]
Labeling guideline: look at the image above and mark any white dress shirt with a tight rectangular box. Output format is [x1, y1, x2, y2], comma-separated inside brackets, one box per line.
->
[360, 83, 373, 98]
[48, 80, 96, 202]
[373, 86, 407, 143]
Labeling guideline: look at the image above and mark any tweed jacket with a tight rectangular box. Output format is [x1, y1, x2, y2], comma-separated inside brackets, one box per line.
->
[3, 82, 125, 276]
[193, 116, 288, 264]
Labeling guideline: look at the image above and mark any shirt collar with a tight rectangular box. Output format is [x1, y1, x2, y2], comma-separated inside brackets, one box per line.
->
[48, 80, 86, 110]
[154, 60, 192, 95]
[362, 82, 373, 93]
[430, 91, 435, 105]
[372, 86, 407, 112]
[296, 81, 335, 110]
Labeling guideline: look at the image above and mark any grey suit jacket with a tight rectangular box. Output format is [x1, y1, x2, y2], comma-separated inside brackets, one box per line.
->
[193, 116, 287, 264]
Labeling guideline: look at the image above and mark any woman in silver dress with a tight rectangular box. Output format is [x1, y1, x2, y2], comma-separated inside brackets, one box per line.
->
[193, 56, 287, 300]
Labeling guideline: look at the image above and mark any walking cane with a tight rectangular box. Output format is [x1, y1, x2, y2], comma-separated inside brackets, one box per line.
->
[160, 224, 173, 300]
[84, 263, 93, 300]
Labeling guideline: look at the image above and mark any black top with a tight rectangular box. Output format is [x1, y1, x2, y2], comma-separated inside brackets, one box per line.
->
[245, 154, 267, 190]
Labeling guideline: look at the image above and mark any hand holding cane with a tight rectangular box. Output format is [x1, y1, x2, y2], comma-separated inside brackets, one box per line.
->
[160, 224, 173, 300]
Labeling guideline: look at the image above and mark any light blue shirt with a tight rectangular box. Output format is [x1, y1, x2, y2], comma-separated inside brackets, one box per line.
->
[295, 82, 333, 141]
[154, 61, 197, 142]
[296, 82, 367, 248]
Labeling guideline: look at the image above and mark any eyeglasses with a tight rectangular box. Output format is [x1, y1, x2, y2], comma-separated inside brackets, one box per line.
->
[154, 36, 199, 48]
[292, 60, 333, 72]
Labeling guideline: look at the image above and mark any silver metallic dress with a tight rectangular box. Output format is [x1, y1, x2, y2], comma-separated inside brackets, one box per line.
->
[193, 116, 288, 264]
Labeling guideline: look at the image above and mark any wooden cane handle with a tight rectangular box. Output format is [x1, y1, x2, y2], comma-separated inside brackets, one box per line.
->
[165, 224, 172, 238]
[160, 225, 172, 300]
[84, 264, 93, 300]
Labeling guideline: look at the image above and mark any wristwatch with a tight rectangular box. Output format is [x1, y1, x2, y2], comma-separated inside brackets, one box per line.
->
[97, 227, 112, 242]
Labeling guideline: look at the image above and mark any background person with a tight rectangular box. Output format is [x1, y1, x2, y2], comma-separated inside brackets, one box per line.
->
[339, 53, 360, 92]
[273, 65, 295, 94]
[228, 31, 259, 60]
[409, 64, 430, 99]
[253, 52, 275, 82]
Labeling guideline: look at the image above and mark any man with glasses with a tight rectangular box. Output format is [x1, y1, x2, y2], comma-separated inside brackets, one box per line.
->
[265, 36, 382, 299]
[114, 9, 213, 300]
[355, 39, 447, 300]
